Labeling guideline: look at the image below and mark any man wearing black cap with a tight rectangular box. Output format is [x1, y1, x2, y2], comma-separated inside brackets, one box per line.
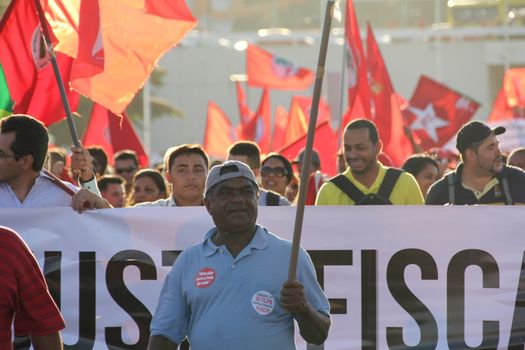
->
[148, 160, 330, 350]
[426, 121, 525, 205]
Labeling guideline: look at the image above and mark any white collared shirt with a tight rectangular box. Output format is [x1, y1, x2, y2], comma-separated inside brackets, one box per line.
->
[0, 171, 79, 208]
[133, 196, 177, 207]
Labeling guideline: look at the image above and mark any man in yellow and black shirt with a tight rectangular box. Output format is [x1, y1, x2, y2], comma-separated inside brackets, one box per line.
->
[426, 121, 525, 205]
[316, 119, 424, 205]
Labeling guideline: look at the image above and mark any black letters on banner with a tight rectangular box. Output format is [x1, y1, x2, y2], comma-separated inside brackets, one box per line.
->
[509, 252, 525, 349]
[447, 249, 499, 350]
[105, 250, 156, 350]
[308, 250, 353, 315]
[362, 250, 377, 350]
[386, 249, 438, 349]
[43, 252, 97, 350]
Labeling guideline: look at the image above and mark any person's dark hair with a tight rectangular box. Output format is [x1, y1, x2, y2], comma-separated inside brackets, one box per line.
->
[402, 154, 440, 178]
[344, 119, 379, 144]
[228, 141, 261, 170]
[261, 153, 293, 183]
[508, 147, 525, 164]
[165, 144, 209, 173]
[133, 169, 167, 194]
[0, 114, 48, 171]
[87, 146, 108, 175]
[97, 175, 124, 192]
[114, 149, 139, 168]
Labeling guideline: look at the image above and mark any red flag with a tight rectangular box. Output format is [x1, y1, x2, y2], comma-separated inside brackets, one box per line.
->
[144, 0, 196, 20]
[246, 45, 314, 90]
[46, 0, 197, 114]
[293, 95, 331, 124]
[244, 88, 271, 154]
[203, 101, 236, 159]
[282, 96, 309, 147]
[235, 80, 254, 139]
[278, 121, 338, 176]
[82, 103, 149, 167]
[344, 0, 371, 124]
[403, 75, 480, 150]
[281, 95, 332, 148]
[489, 68, 525, 121]
[0, 0, 79, 125]
[271, 106, 288, 151]
[43, 0, 105, 85]
[366, 24, 412, 166]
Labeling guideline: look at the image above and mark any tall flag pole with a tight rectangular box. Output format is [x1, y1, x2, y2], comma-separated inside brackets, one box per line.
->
[32, 0, 80, 146]
[337, 41, 347, 152]
[288, 0, 335, 281]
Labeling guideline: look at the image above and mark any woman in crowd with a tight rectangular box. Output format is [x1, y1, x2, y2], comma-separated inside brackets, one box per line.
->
[260, 153, 293, 196]
[127, 169, 168, 206]
[402, 154, 440, 199]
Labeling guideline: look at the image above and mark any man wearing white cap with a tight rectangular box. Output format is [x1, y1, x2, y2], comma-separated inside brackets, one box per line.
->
[426, 121, 525, 205]
[148, 160, 330, 350]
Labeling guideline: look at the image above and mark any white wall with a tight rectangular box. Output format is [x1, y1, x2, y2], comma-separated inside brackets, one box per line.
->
[148, 34, 525, 157]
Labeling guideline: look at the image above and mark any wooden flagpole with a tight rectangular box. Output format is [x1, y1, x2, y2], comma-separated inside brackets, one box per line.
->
[33, 0, 80, 147]
[288, 0, 336, 280]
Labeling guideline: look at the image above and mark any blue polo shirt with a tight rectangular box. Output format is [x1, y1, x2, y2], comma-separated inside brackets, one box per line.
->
[150, 225, 330, 350]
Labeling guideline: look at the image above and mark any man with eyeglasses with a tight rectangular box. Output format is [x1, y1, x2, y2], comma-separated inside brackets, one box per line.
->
[113, 149, 140, 194]
[135, 144, 208, 207]
[0, 114, 110, 210]
[227, 142, 290, 206]
[1, 115, 109, 349]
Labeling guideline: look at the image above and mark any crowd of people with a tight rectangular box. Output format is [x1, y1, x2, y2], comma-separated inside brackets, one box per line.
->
[2, 112, 525, 349]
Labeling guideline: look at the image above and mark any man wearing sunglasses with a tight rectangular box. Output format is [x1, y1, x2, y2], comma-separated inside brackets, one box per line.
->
[227, 141, 290, 206]
[113, 150, 140, 194]
[0, 114, 110, 210]
[316, 119, 424, 205]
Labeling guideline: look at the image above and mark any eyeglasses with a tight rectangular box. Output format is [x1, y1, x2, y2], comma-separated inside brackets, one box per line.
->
[260, 166, 288, 178]
[116, 166, 138, 174]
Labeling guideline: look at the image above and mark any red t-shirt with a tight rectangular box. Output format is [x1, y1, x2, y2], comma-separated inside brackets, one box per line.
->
[0, 227, 65, 348]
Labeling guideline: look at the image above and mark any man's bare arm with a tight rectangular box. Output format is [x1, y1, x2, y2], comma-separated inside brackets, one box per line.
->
[280, 280, 331, 345]
[31, 332, 63, 350]
[147, 334, 178, 350]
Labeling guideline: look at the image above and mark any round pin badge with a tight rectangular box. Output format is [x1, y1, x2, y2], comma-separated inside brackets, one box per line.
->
[194, 268, 216, 288]
[251, 290, 275, 316]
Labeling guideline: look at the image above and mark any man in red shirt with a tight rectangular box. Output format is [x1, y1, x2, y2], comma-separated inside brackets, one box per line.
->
[0, 226, 65, 350]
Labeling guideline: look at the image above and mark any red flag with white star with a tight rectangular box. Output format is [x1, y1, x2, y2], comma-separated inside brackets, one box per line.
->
[403, 75, 480, 151]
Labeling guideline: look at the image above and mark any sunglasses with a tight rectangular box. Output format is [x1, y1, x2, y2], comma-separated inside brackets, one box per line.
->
[260, 166, 288, 178]
[116, 166, 137, 174]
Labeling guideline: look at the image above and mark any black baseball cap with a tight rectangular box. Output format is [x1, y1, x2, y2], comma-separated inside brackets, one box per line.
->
[292, 148, 321, 167]
[456, 121, 505, 153]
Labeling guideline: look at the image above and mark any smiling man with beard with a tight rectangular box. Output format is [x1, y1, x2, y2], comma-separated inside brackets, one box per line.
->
[148, 160, 330, 350]
[426, 121, 525, 205]
[316, 119, 424, 205]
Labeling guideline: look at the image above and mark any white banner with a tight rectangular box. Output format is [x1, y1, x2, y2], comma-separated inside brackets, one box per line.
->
[1, 206, 524, 349]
